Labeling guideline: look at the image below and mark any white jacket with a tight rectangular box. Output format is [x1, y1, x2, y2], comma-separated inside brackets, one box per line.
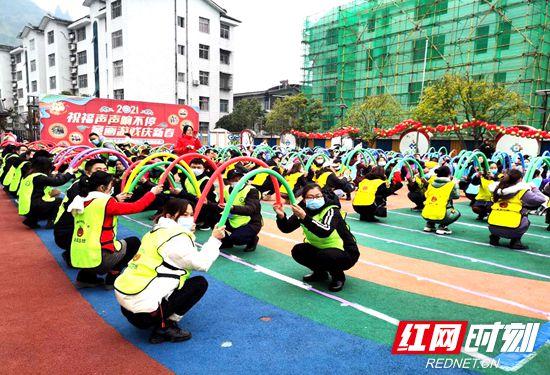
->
[115, 217, 221, 313]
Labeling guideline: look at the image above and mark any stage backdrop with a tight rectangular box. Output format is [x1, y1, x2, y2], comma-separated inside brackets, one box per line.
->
[39, 95, 198, 146]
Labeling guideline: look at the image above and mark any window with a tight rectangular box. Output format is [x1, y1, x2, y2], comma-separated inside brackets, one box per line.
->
[220, 73, 232, 91]
[323, 86, 336, 102]
[76, 27, 86, 42]
[29, 39, 35, 51]
[324, 56, 337, 74]
[177, 16, 185, 27]
[47, 30, 54, 44]
[199, 96, 209, 111]
[199, 17, 210, 33]
[326, 28, 338, 45]
[414, 0, 448, 20]
[16, 71, 22, 81]
[220, 49, 230, 65]
[429, 35, 445, 60]
[17, 88, 23, 98]
[177, 99, 185, 105]
[408, 81, 422, 105]
[220, 23, 230, 39]
[112, 30, 123, 48]
[199, 122, 209, 134]
[111, 0, 122, 19]
[31, 81, 37, 92]
[114, 89, 124, 99]
[412, 38, 427, 62]
[14, 53, 21, 63]
[472, 74, 485, 81]
[48, 53, 55, 67]
[113, 60, 123, 77]
[178, 45, 185, 55]
[177, 72, 185, 82]
[30, 60, 36, 72]
[199, 71, 209, 85]
[366, 49, 373, 71]
[78, 74, 88, 88]
[220, 99, 229, 113]
[475, 26, 490, 54]
[77, 51, 87, 65]
[494, 72, 506, 83]
[497, 21, 512, 50]
[367, 18, 375, 33]
[49, 76, 56, 90]
[199, 44, 209, 59]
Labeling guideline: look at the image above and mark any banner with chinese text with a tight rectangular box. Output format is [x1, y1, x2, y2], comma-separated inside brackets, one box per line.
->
[39, 95, 198, 146]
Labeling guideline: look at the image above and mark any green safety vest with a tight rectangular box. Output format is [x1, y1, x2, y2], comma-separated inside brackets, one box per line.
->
[54, 179, 79, 224]
[184, 175, 207, 198]
[2, 164, 16, 186]
[114, 226, 192, 295]
[71, 197, 120, 269]
[9, 161, 28, 193]
[301, 205, 344, 250]
[0, 154, 16, 177]
[17, 173, 54, 215]
[107, 166, 116, 175]
[223, 185, 257, 228]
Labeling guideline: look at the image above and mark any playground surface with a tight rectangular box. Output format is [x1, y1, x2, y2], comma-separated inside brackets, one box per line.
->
[1, 188, 549, 374]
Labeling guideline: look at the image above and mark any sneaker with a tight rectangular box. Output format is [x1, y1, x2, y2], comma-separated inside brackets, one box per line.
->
[423, 225, 435, 233]
[436, 226, 452, 235]
[244, 236, 259, 252]
[149, 321, 192, 344]
[509, 239, 529, 250]
[328, 271, 346, 292]
[75, 271, 104, 289]
[302, 271, 329, 282]
[22, 218, 40, 229]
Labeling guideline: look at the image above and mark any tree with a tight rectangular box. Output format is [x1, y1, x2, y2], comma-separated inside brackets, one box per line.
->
[264, 93, 325, 134]
[342, 94, 402, 146]
[215, 98, 264, 132]
[413, 74, 529, 146]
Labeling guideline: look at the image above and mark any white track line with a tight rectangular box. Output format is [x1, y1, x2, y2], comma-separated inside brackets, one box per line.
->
[261, 210, 550, 280]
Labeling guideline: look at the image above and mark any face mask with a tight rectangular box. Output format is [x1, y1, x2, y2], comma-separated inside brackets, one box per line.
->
[192, 168, 204, 177]
[490, 169, 498, 176]
[177, 216, 194, 232]
[378, 161, 387, 167]
[305, 197, 325, 210]
[109, 187, 115, 195]
[91, 139, 100, 146]
[124, 137, 131, 143]
[229, 181, 238, 188]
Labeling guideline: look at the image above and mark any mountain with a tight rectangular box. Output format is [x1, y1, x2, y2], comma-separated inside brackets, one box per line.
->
[0, 0, 48, 46]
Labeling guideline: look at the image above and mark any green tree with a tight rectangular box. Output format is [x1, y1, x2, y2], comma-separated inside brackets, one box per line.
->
[215, 98, 264, 132]
[265, 93, 325, 134]
[342, 94, 402, 146]
[413, 74, 529, 146]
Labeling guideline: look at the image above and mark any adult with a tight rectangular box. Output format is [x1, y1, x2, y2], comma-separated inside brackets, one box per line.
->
[273, 183, 359, 292]
[421, 166, 461, 235]
[115, 198, 225, 343]
[174, 125, 202, 155]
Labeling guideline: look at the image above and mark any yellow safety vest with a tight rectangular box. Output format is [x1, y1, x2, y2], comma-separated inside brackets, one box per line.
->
[421, 181, 455, 221]
[223, 185, 258, 228]
[17, 173, 54, 215]
[114, 226, 192, 295]
[184, 175, 207, 198]
[2, 164, 16, 186]
[8, 161, 28, 193]
[280, 172, 303, 194]
[251, 166, 274, 187]
[0, 154, 16, 177]
[316, 172, 331, 188]
[475, 177, 492, 202]
[71, 197, 121, 269]
[301, 205, 344, 250]
[353, 178, 386, 206]
[488, 190, 527, 229]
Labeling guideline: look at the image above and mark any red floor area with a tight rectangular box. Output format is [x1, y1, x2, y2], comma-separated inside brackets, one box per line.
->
[0, 192, 170, 374]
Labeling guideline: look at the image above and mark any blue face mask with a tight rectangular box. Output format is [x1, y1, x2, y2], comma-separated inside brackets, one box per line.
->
[305, 197, 325, 210]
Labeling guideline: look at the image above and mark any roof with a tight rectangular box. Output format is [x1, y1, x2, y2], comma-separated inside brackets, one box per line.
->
[18, 24, 42, 39]
[0, 44, 16, 52]
[38, 14, 73, 30]
[83, 0, 106, 7]
[234, 83, 301, 98]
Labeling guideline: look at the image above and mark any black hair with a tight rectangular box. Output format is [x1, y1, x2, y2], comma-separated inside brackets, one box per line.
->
[301, 183, 323, 199]
[367, 166, 386, 179]
[84, 158, 107, 172]
[435, 165, 451, 178]
[155, 198, 192, 223]
[493, 169, 523, 199]
[89, 132, 99, 138]
[2, 145, 16, 156]
[30, 157, 53, 175]
[182, 125, 193, 135]
[285, 162, 303, 176]
[189, 158, 205, 167]
[79, 171, 113, 197]
[32, 150, 52, 159]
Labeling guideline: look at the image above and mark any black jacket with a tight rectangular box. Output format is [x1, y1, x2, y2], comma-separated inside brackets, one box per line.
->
[30, 172, 73, 205]
[227, 185, 263, 233]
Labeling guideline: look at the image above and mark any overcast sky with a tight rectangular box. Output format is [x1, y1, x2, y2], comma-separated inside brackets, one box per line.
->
[32, 0, 348, 93]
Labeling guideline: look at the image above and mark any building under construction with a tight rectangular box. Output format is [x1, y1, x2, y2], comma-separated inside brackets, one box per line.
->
[302, 0, 550, 129]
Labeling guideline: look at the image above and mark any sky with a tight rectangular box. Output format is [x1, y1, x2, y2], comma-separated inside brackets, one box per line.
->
[31, 0, 349, 93]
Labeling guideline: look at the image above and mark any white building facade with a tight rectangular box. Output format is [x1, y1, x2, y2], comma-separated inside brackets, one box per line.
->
[2, 0, 239, 132]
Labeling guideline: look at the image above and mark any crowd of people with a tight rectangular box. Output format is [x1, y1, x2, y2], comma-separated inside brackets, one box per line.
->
[1, 128, 549, 344]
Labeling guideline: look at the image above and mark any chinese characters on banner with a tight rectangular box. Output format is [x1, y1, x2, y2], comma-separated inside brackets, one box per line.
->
[39, 95, 198, 146]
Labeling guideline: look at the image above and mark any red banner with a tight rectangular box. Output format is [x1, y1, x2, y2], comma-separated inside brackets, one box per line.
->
[39, 95, 198, 146]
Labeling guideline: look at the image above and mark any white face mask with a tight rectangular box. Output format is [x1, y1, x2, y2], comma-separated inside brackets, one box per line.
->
[378, 161, 387, 167]
[177, 216, 194, 232]
[192, 168, 204, 176]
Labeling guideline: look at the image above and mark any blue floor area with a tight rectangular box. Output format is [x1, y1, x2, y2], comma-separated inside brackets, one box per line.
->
[34, 223, 469, 374]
